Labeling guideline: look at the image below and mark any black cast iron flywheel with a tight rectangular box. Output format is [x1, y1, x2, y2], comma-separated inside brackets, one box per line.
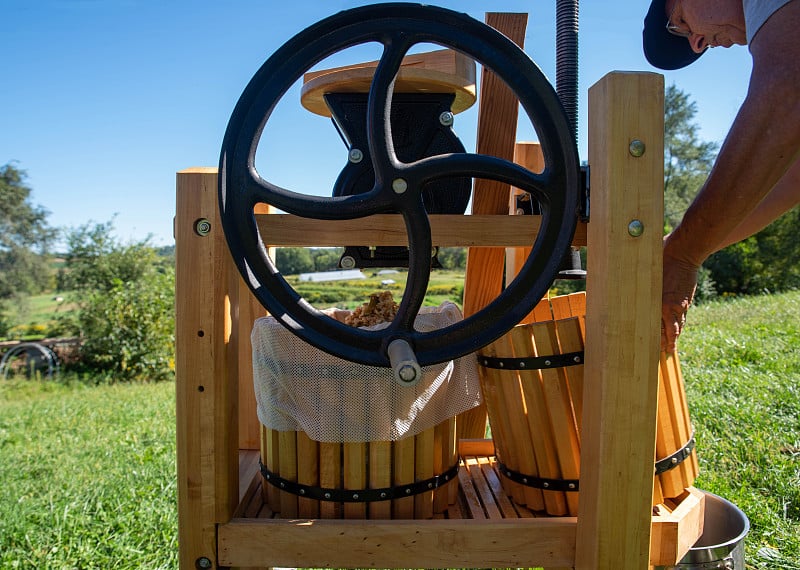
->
[218, 3, 580, 368]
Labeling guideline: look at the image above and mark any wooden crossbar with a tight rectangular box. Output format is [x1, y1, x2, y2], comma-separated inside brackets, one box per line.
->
[254, 213, 588, 247]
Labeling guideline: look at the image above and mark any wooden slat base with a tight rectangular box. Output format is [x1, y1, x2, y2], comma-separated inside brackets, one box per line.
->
[224, 447, 704, 568]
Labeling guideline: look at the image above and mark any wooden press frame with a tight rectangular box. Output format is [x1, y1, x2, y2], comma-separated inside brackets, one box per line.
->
[175, 70, 704, 569]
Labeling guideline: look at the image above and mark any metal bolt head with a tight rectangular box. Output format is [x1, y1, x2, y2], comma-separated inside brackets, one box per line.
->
[392, 178, 408, 194]
[628, 219, 645, 237]
[348, 148, 363, 163]
[439, 111, 454, 127]
[629, 139, 646, 157]
[397, 364, 417, 383]
[196, 557, 213, 569]
[194, 218, 211, 236]
[340, 255, 356, 269]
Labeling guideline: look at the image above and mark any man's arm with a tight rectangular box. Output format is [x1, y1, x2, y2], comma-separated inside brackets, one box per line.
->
[662, 0, 800, 351]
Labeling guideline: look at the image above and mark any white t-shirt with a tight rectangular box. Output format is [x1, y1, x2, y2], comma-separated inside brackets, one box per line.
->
[744, 0, 793, 43]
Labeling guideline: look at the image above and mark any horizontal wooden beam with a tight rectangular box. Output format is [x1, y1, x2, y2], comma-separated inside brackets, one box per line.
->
[255, 214, 587, 248]
[218, 517, 577, 568]
[217, 488, 703, 569]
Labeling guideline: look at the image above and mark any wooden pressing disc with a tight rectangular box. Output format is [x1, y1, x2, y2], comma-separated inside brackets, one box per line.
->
[301, 49, 477, 117]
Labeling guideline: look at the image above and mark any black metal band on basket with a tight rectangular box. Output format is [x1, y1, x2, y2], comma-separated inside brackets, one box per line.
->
[478, 351, 584, 370]
[496, 461, 579, 492]
[259, 460, 460, 503]
[654, 433, 696, 475]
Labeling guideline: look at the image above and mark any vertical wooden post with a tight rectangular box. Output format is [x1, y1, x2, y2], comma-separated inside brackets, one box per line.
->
[575, 72, 665, 569]
[176, 168, 239, 570]
[234, 204, 270, 450]
[458, 12, 528, 440]
[506, 141, 545, 288]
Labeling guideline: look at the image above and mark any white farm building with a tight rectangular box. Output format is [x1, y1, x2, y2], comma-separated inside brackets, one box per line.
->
[298, 269, 367, 282]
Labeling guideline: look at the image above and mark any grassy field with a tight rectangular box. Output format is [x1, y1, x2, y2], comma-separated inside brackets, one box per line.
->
[288, 268, 465, 310]
[678, 291, 800, 568]
[0, 381, 177, 569]
[0, 291, 798, 569]
[2, 292, 77, 339]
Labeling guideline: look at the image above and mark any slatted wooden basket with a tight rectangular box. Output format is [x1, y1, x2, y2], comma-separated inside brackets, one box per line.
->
[478, 291, 699, 516]
[259, 418, 458, 519]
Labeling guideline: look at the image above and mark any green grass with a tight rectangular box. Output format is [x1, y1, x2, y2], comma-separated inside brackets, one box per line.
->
[680, 291, 800, 568]
[2, 292, 78, 339]
[0, 291, 797, 569]
[0, 380, 177, 570]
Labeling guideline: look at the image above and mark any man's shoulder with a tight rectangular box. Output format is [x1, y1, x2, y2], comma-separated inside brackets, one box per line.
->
[744, 0, 795, 44]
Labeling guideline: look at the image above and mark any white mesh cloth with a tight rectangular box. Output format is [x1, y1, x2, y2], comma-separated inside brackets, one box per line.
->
[252, 301, 482, 442]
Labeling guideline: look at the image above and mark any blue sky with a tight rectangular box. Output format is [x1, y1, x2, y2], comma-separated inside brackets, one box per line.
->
[2, 0, 752, 247]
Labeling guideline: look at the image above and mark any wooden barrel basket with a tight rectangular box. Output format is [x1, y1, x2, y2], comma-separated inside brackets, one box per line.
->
[477, 291, 699, 516]
[259, 420, 458, 519]
[251, 302, 478, 521]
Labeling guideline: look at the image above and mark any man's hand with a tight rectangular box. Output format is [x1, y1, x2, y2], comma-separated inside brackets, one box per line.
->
[661, 236, 699, 353]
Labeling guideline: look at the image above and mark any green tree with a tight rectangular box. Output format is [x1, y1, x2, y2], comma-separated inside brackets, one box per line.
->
[437, 247, 467, 270]
[663, 84, 718, 232]
[58, 219, 159, 292]
[59, 220, 174, 381]
[275, 247, 315, 275]
[662, 85, 719, 300]
[705, 206, 800, 294]
[311, 248, 343, 272]
[0, 163, 57, 299]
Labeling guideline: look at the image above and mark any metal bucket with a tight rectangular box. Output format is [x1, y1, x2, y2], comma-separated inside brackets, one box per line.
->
[660, 491, 750, 569]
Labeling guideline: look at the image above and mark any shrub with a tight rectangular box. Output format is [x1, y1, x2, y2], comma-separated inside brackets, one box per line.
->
[0, 302, 11, 338]
[77, 269, 175, 382]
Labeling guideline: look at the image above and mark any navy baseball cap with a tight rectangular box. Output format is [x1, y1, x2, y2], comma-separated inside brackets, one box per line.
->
[643, 0, 704, 70]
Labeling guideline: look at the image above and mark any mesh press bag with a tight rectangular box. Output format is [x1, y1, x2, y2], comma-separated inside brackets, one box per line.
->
[252, 300, 482, 443]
